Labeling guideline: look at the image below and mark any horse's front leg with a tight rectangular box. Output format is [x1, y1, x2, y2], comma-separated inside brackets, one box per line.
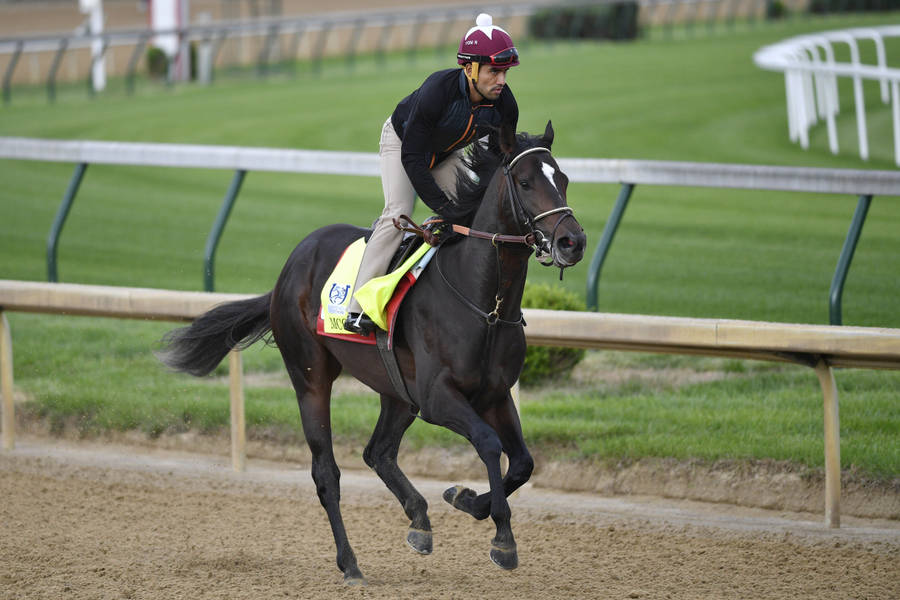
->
[424, 387, 520, 570]
[443, 391, 534, 523]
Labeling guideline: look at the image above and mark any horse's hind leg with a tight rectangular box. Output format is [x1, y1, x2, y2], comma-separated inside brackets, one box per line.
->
[363, 394, 432, 554]
[444, 391, 534, 522]
[283, 356, 367, 585]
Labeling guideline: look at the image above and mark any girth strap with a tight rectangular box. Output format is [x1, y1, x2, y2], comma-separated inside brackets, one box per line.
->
[374, 329, 419, 414]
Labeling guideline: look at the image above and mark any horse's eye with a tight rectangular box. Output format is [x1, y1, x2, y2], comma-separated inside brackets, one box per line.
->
[518, 179, 530, 189]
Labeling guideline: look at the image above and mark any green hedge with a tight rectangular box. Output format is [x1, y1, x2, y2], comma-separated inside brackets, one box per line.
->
[520, 283, 587, 386]
[529, 4, 640, 41]
[146, 46, 168, 79]
[808, 0, 900, 13]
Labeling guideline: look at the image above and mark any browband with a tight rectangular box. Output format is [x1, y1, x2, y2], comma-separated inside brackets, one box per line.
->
[505, 146, 551, 171]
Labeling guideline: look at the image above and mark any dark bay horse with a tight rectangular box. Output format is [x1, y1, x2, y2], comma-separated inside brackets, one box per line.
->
[158, 121, 586, 584]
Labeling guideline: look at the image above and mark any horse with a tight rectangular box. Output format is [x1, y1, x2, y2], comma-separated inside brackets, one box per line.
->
[158, 120, 586, 585]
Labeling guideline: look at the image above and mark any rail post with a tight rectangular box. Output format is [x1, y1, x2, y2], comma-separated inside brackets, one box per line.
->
[376, 17, 394, 66]
[257, 24, 280, 76]
[47, 163, 89, 283]
[2, 40, 23, 105]
[125, 33, 150, 95]
[1, 311, 14, 451]
[204, 170, 246, 292]
[46, 38, 69, 103]
[829, 194, 871, 325]
[345, 19, 365, 71]
[407, 13, 427, 63]
[311, 22, 333, 75]
[229, 350, 246, 472]
[586, 183, 635, 311]
[815, 359, 841, 528]
[86, 36, 110, 97]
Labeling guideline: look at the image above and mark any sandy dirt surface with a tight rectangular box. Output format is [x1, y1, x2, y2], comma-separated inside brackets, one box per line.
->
[2, 434, 898, 599]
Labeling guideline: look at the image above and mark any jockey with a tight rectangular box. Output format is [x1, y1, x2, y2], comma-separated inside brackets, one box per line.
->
[345, 13, 520, 335]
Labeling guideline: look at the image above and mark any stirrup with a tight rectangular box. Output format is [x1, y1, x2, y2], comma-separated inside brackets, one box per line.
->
[344, 312, 375, 336]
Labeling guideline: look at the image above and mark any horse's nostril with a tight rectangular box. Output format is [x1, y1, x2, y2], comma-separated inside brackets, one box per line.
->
[558, 237, 575, 249]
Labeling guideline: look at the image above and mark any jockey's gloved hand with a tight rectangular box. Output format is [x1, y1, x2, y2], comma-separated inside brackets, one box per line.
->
[436, 199, 471, 223]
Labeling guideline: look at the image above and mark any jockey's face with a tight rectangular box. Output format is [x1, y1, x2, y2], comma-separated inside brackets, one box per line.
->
[466, 64, 510, 103]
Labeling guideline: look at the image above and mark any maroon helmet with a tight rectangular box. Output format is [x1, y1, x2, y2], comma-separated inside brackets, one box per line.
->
[456, 13, 519, 69]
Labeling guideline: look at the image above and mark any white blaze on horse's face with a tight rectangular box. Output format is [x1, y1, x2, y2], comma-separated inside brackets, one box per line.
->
[541, 161, 559, 193]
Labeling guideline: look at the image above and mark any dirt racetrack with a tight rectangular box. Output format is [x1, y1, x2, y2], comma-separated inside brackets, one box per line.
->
[1, 435, 898, 599]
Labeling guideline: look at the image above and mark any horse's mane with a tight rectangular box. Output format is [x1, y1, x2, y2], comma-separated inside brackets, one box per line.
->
[451, 129, 546, 224]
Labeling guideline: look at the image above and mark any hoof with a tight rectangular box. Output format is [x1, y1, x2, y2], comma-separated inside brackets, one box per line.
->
[406, 527, 432, 554]
[443, 485, 477, 512]
[343, 573, 368, 586]
[407, 527, 433, 555]
[343, 565, 367, 586]
[442, 485, 465, 506]
[489, 543, 518, 570]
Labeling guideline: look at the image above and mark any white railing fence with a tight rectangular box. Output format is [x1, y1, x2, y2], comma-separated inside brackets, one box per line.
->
[754, 25, 900, 167]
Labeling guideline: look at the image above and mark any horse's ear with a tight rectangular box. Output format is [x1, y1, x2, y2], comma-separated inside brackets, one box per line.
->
[499, 121, 517, 155]
[542, 120, 554, 149]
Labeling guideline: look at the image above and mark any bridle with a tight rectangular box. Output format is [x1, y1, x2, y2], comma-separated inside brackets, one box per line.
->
[394, 145, 579, 327]
[501, 146, 577, 267]
[429, 145, 578, 327]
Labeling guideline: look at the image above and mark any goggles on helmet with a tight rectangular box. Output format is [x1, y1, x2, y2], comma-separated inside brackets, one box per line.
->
[456, 46, 519, 67]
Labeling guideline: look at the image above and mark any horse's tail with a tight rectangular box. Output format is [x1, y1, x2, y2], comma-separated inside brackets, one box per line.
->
[156, 292, 273, 377]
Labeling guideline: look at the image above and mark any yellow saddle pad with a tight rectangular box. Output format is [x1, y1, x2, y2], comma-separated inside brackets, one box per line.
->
[319, 237, 432, 334]
[319, 238, 366, 334]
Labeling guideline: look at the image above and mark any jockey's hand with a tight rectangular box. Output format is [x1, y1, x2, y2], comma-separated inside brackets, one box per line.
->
[436, 199, 471, 223]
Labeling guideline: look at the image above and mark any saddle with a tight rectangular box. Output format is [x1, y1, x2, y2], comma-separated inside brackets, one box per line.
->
[316, 216, 448, 344]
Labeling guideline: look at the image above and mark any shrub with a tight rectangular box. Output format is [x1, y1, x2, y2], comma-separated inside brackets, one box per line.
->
[529, 4, 640, 41]
[519, 283, 587, 386]
[146, 46, 168, 79]
[808, 0, 900, 13]
[766, 0, 788, 19]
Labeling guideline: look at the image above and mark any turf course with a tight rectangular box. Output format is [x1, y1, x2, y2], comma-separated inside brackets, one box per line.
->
[0, 14, 898, 479]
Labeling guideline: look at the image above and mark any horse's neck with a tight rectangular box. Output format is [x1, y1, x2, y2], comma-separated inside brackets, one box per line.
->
[446, 177, 531, 319]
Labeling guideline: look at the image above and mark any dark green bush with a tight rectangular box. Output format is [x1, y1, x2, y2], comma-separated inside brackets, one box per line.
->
[146, 46, 168, 79]
[766, 0, 788, 19]
[520, 283, 587, 386]
[808, 0, 899, 13]
[189, 42, 198, 81]
[529, 4, 640, 41]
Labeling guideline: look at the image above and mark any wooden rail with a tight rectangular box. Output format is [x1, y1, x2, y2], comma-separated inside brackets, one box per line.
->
[2, 279, 900, 527]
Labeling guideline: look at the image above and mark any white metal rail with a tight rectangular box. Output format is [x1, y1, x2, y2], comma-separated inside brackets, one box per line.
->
[3, 136, 900, 193]
[754, 25, 900, 167]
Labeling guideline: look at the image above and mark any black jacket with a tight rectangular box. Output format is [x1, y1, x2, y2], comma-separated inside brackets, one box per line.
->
[391, 68, 518, 215]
